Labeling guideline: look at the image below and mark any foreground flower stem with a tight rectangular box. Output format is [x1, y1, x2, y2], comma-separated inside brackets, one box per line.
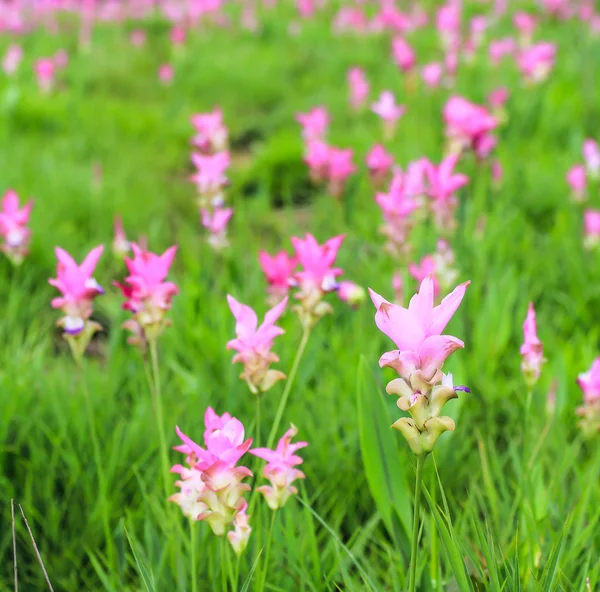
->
[255, 395, 262, 448]
[190, 521, 197, 592]
[266, 327, 311, 450]
[149, 339, 169, 498]
[77, 360, 114, 566]
[259, 510, 278, 592]
[219, 537, 228, 592]
[409, 454, 426, 592]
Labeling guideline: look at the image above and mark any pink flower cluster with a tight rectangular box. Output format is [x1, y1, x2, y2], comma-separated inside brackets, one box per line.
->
[0, 190, 33, 265]
[520, 302, 544, 387]
[298, 107, 356, 198]
[190, 108, 233, 248]
[370, 276, 470, 455]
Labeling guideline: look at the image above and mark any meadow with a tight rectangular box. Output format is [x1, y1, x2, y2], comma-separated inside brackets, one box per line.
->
[1, 0, 600, 590]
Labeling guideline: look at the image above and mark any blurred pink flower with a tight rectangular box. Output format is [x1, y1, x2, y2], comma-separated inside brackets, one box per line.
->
[226, 295, 288, 394]
[259, 250, 298, 304]
[488, 37, 516, 65]
[112, 216, 131, 258]
[304, 140, 331, 182]
[0, 190, 33, 265]
[347, 67, 369, 110]
[566, 165, 586, 202]
[366, 144, 394, 184]
[333, 7, 368, 33]
[34, 58, 55, 93]
[583, 139, 600, 178]
[227, 501, 251, 556]
[517, 42, 556, 83]
[371, 90, 405, 122]
[409, 255, 439, 295]
[158, 63, 174, 84]
[296, 106, 329, 142]
[577, 358, 600, 435]
[337, 280, 366, 308]
[54, 49, 68, 69]
[191, 151, 230, 202]
[392, 36, 415, 72]
[250, 424, 307, 510]
[130, 29, 146, 47]
[170, 25, 187, 46]
[584, 209, 600, 249]
[2, 44, 22, 75]
[520, 302, 544, 387]
[200, 206, 233, 249]
[115, 243, 178, 344]
[513, 11, 536, 41]
[49, 245, 104, 337]
[421, 62, 443, 88]
[488, 87, 509, 109]
[191, 108, 228, 154]
[436, 2, 460, 48]
[327, 147, 355, 198]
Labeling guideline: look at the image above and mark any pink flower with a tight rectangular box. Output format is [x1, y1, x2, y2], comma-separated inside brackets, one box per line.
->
[392, 36, 415, 72]
[369, 276, 470, 383]
[327, 147, 355, 197]
[49, 245, 104, 337]
[436, 3, 460, 47]
[250, 424, 307, 510]
[347, 67, 369, 110]
[54, 50, 68, 70]
[488, 37, 516, 65]
[258, 250, 298, 304]
[170, 25, 187, 46]
[491, 159, 503, 189]
[190, 151, 230, 200]
[158, 63, 174, 84]
[578, 359, 600, 405]
[296, 106, 329, 142]
[513, 11, 537, 39]
[421, 62, 443, 88]
[227, 501, 252, 556]
[304, 140, 331, 182]
[517, 42, 556, 83]
[200, 206, 233, 249]
[409, 255, 439, 295]
[425, 154, 469, 231]
[337, 280, 366, 308]
[583, 139, 600, 178]
[443, 96, 498, 158]
[191, 108, 228, 154]
[566, 165, 587, 202]
[130, 29, 146, 47]
[488, 87, 509, 109]
[520, 302, 544, 387]
[584, 209, 600, 249]
[0, 190, 33, 265]
[171, 412, 253, 536]
[112, 216, 131, 258]
[366, 144, 394, 184]
[2, 44, 22, 75]
[34, 58, 55, 93]
[115, 243, 178, 344]
[226, 295, 288, 394]
[371, 90, 405, 123]
[333, 7, 368, 33]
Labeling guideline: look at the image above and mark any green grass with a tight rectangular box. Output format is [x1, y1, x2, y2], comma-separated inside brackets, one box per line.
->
[1, 1, 600, 590]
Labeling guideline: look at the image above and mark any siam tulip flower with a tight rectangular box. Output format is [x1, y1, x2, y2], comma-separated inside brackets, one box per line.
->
[170, 25, 187, 46]
[259, 250, 298, 305]
[421, 62, 443, 88]
[337, 280, 366, 308]
[425, 153, 469, 232]
[488, 37, 516, 65]
[409, 255, 439, 296]
[469, 16, 488, 46]
[297, 0, 315, 18]
[0, 190, 33, 265]
[34, 58, 55, 93]
[227, 501, 252, 556]
[49, 245, 105, 360]
[226, 295, 288, 394]
[577, 358, 600, 435]
[296, 106, 329, 142]
[130, 29, 146, 47]
[290, 233, 345, 328]
[347, 67, 369, 110]
[488, 87, 509, 109]
[112, 216, 131, 258]
[444, 47, 459, 82]
[115, 243, 178, 346]
[2, 44, 22, 75]
[190, 151, 230, 205]
[369, 277, 470, 455]
[583, 209, 600, 250]
[304, 140, 331, 183]
[371, 91, 405, 138]
[566, 165, 587, 203]
[171, 411, 253, 537]
[366, 144, 394, 186]
[158, 63, 174, 84]
[393, 272, 404, 305]
[436, 2, 460, 49]
[520, 302, 544, 387]
[191, 109, 228, 154]
[517, 42, 556, 84]
[327, 147, 355, 198]
[200, 206, 233, 250]
[392, 36, 415, 72]
[250, 424, 307, 510]
[583, 139, 600, 179]
[443, 96, 498, 159]
[333, 7, 368, 34]
[513, 11, 537, 44]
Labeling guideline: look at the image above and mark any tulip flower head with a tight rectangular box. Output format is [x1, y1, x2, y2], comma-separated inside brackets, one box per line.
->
[112, 216, 131, 258]
[2, 44, 22, 75]
[421, 62, 443, 88]
[259, 250, 298, 305]
[49, 245, 105, 361]
[371, 91, 405, 138]
[489, 37, 516, 65]
[158, 63, 174, 84]
[337, 280, 366, 308]
[191, 108, 228, 154]
[304, 140, 331, 183]
[327, 147, 355, 198]
[366, 144, 394, 186]
[517, 42, 556, 84]
[296, 106, 329, 142]
[34, 58, 55, 93]
[409, 255, 439, 296]
[115, 243, 178, 347]
[250, 424, 307, 510]
[347, 67, 369, 110]
[191, 151, 230, 207]
[369, 277, 470, 455]
[520, 302, 544, 387]
[0, 190, 33, 265]
[584, 209, 600, 250]
[577, 358, 600, 435]
[392, 36, 415, 72]
[566, 165, 587, 203]
[171, 410, 253, 545]
[290, 233, 345, 328]
[226, 295, 288, 394]
[227, 501, 252, 556]
[200, 206, 233, 250]
[583, 139, 600, 179]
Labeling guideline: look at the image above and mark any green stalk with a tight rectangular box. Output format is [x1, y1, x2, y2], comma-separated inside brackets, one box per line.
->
[266, 327, 311, 450]
[259, 511, 278, 592]
[220, 537, 228, 592]
[408, 455, 426, 592]
[190, 521, 197, 592]
[255, 394, 262, 448]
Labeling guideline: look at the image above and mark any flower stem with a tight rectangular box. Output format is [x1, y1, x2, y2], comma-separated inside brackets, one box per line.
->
[266, 327, 311, 450]
[149, 339, 170, 499]
[259, 510, 278, 592]
[255, 395, 262, 448]
[409, 454, 426, 592]
[190, 521, 197, 592]
[220, 537, 228, 592]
